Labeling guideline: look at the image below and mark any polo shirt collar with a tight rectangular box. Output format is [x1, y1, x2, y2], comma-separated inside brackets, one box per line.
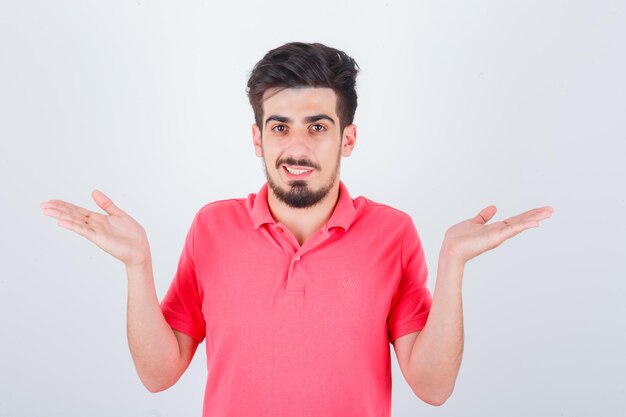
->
[248, 181, 357, 231]
[326, 181, 357, 231]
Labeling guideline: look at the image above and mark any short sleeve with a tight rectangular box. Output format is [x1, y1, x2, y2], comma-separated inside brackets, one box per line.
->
[160, 214, 206, 343]
[387, 216, 432, 343]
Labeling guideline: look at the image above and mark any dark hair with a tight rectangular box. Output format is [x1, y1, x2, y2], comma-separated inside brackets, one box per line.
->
[246, 42, 360, 133]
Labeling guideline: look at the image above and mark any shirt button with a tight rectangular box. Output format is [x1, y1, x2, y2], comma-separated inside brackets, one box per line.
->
[295, 256, 301, 261]
[276, 227, 283, 233]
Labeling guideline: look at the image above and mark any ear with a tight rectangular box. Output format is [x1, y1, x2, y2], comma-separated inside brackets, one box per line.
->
[252, 123, 263, 157]
[341, 124, 357, 157]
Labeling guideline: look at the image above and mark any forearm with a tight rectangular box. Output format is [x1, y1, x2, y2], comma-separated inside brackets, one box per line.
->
[408, 249, 465, 405]
[126, 256, 184, 392]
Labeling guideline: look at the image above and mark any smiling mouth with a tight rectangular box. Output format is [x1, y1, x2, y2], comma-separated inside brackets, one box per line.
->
[282, 165, 314, 177]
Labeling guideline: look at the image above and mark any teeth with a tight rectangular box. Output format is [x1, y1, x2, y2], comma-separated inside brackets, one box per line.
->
[286, 167, 311, 175]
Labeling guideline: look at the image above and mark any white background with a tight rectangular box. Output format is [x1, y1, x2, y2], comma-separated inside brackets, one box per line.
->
[1, 0, 625, 416]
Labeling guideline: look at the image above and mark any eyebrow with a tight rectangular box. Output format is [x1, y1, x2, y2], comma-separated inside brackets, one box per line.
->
[265, 114, 336, 126]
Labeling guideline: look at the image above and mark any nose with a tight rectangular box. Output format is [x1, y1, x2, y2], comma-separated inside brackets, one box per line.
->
[284, 128, 312, 158]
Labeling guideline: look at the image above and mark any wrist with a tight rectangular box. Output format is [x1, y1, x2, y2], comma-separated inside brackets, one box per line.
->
[125, 252, 153, 272]
[435, 250, 466, 288]
[439, 242, 466, 268]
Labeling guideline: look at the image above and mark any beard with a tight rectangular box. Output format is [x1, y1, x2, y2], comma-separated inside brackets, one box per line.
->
[264, 155, 340, 209]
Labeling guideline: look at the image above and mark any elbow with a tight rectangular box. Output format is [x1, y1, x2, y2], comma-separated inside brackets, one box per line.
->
[144, 383, 167, 394]
[134, 358, 187, 393]
[421, 392, 451, 407]
[135, 359, 185, 393]
[139, 373, 178, 393]
[143, 379, 174, 393]
[411, 383, 454, 407]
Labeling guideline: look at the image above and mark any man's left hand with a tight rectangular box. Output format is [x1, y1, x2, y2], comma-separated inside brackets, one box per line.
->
[441, 205, 554, 265]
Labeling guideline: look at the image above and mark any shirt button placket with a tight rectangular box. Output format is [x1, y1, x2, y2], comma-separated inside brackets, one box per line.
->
[286, 253, 305, 296]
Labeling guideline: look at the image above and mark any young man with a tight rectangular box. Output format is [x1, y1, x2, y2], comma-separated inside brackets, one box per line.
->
[40, 42, 553, 417]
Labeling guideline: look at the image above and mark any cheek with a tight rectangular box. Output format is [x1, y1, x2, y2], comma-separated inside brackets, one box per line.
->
[264, 141, 288, 159]
[321, 144, 342, 163]
[261, 146, 281, 168]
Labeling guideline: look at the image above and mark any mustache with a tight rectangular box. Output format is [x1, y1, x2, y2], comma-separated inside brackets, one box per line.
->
[276, 157, 321, 171]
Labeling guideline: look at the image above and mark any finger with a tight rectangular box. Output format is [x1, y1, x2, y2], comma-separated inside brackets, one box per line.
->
[41, 204, 84, 222]
[41, 203, 106, 231]
[41, 200, 93, 218]
[523, 207, 554, 220]
[41, 206, 64, 220]
[474, 205, 497, 224]
[92, 190, 124, 216]
[504, 206, 554, 225]
[531, 209, 553, 222]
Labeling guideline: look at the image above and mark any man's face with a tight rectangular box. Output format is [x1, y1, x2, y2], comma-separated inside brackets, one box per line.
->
[252, 87, 356, 208]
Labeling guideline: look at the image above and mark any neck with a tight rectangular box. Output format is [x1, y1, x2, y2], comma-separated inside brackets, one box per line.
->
[267, 181, 341, 246]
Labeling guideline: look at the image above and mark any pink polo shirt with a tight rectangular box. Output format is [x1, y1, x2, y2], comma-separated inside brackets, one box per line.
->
[160, 182, 432, 417]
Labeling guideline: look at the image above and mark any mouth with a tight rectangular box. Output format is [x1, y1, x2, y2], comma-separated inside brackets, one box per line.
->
[282, 165, 314, 179]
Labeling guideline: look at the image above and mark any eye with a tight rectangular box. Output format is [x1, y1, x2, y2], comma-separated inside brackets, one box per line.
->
[310, 124, 326, 133]
[271, 124, 287, 133]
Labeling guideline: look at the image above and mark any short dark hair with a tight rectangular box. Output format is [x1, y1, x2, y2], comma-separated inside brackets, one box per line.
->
[246, 42, 360, 133]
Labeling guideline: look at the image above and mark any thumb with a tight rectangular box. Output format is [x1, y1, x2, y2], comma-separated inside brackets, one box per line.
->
[474, 205, 497, 224]
[92, 189, 124, 216]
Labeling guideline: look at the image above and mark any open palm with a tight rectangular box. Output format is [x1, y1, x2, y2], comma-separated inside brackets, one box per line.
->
[41, 190, 150, 267]
[442, 205, 554, 264]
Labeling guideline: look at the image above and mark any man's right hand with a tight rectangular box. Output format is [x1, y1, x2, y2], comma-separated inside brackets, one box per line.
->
[40, 190, 150, 267]
[41, 189, 196, 392]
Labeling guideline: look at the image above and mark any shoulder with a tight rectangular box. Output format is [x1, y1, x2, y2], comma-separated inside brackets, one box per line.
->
[348, 195, 424, 261]
[352, 196, 425, 262]
[191, 196, 250, 228]
[353, 195, 414, 228]
[196, 196, 248, 214]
